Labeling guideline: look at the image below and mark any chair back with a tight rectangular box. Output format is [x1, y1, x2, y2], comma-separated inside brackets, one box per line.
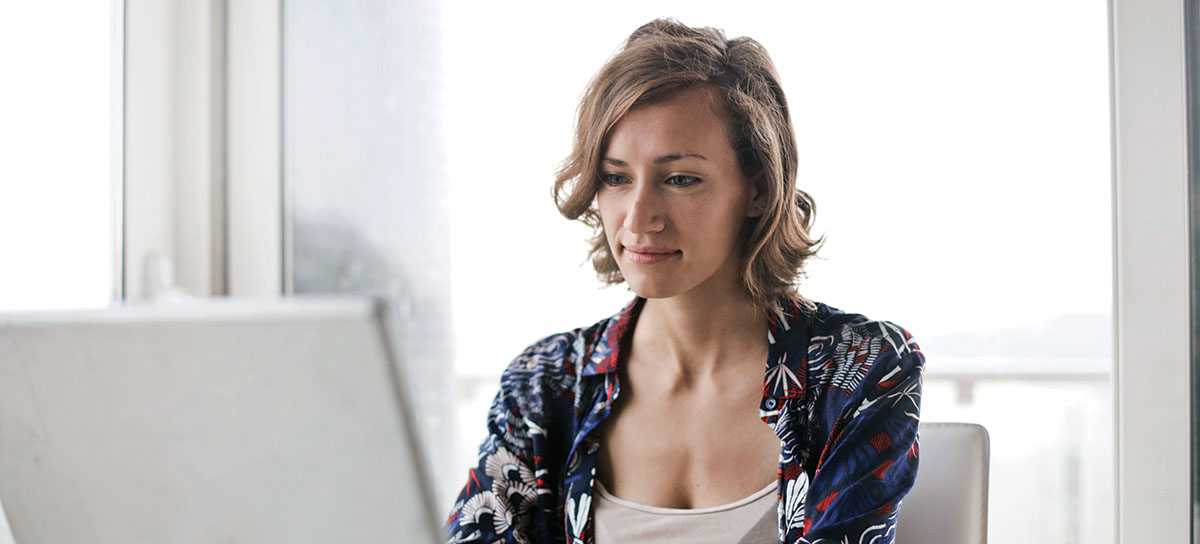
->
[896, 422, 990, 544]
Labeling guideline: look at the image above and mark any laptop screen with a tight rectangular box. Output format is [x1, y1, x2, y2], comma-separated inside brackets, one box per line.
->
[0, 297, 439, 543]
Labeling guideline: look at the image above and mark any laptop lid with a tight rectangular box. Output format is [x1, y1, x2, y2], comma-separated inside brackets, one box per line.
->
[0, 297, 439, 543]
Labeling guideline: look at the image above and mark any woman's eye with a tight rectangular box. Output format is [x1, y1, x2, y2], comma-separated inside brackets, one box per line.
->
[601, 173, 629, 186]
[666, 175, 700, 187]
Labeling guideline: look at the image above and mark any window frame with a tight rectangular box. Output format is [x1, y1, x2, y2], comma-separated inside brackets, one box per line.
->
[1110, 0, 1192, 539]
[122, 0, 281, 301]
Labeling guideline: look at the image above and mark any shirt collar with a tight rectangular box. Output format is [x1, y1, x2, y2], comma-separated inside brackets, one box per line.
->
[581, 295, 813, 399]
[763, 298, 814, 401]
[581, 296, 644, 377]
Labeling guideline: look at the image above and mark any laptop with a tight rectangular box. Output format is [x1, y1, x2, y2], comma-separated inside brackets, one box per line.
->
[0, 297, 440, 543]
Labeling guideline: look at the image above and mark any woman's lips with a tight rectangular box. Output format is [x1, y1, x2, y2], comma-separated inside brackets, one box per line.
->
[624, 247, 681, 265]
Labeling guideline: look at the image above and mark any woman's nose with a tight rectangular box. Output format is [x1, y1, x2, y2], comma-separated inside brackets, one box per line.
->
[624, 180, 665, 234]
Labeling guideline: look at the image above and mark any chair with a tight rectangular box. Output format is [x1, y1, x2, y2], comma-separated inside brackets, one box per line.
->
[0, 496, 12, 544]
[896, 422, 990, 544]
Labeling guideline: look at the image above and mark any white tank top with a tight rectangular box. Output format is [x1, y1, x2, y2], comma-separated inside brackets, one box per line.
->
[592, 480, 778, 544]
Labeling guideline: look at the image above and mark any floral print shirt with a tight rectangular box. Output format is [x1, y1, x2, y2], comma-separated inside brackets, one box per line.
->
[445, 297, 924, 544]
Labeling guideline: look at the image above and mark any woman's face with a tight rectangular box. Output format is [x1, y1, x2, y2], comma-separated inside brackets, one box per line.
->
[596, 86, 763, 302]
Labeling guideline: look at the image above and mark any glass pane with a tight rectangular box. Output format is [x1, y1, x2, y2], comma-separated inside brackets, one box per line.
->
[441, 2, 1113, 543]
[0, 1, 119, 311]
[282, 0, 458, 505]
[286, 2, 1113, 541]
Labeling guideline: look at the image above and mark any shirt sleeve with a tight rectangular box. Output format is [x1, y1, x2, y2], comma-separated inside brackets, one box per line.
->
[444, 375, 542, 544]
[801, 323, 925, 543]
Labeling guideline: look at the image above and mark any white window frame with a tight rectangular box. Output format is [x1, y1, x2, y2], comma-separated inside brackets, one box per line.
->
[123, 0, 280, 300]
[1110, 0, 1193, 539]
[123, 0, 221, 299]
[225, 0, 282, 297]
[121, 0, 1197, 539]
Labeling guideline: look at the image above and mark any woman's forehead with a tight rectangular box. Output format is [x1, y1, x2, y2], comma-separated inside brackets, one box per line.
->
[603, 87, 734, 159]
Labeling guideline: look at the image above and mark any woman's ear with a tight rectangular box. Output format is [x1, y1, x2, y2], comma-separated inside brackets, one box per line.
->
[746, 172, 768, 217]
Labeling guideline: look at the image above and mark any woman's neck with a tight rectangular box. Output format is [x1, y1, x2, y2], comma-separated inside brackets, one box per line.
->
[632, 290, 769, 379]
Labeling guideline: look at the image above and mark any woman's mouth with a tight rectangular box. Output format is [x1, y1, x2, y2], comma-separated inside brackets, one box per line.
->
[624, 246, 681, 265]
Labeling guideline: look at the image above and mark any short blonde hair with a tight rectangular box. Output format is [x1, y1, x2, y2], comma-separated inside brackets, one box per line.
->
[553, 18, 821, 311]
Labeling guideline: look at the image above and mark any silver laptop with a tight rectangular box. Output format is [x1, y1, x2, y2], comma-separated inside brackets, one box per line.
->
[0, 297, 440, 543]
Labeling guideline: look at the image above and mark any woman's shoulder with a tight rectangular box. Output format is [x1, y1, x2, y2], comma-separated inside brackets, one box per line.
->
[787, 299, 924, 387]
[786, 299, 924, 425]
[804, 301, 920, 353]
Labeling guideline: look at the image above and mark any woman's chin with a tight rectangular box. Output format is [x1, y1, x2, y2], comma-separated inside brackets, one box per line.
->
[623, 277, 685, 300]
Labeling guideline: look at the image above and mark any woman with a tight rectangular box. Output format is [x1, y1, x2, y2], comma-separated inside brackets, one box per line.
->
[446, 18, 923, 544]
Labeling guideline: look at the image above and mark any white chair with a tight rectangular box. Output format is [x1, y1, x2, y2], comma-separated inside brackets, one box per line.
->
[0, 496, 13, 544]
[896, 422, 990, 544]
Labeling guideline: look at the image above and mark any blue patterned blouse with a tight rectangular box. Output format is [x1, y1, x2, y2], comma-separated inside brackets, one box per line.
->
[445, 296, 924, 544]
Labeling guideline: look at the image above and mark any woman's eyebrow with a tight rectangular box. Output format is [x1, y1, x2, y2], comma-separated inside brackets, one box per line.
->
[654, 153, 708, 164]
[601, 153, 709, 167]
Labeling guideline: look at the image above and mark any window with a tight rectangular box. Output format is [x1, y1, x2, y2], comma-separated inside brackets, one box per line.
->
[282, 0, 458, 504]
[283, 2, 1113, 539]
[0, 2, 121, 312]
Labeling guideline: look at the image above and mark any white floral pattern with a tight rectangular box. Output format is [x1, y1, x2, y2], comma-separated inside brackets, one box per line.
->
[460, 491, 513, 535]
[784, 472, 810, 533]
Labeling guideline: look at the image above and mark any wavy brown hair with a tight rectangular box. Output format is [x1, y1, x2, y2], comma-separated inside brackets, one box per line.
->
[553, 18, 822, 312]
